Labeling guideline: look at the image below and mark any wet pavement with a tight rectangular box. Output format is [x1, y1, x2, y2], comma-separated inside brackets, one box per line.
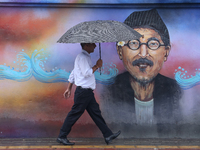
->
[0, 138, 200, 149]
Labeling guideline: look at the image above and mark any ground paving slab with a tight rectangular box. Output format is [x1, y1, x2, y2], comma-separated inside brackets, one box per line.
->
[0, 138, 200, 150]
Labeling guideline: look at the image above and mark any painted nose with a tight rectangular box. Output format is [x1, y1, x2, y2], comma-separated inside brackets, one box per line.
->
[138, 44, 149, 58]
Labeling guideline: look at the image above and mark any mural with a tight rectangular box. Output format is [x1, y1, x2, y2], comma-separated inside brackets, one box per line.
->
[0, 3, 200, 138]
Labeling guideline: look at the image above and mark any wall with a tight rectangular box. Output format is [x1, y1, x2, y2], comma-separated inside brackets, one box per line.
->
[0, 0, 200, 138]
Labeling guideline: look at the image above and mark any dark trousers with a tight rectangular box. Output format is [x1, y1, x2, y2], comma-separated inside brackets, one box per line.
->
[58, 86, 113, 138]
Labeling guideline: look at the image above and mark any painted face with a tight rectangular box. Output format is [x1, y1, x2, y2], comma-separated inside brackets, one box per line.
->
[117, 28, 170, 84]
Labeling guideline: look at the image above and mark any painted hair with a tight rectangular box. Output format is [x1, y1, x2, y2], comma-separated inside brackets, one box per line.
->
[124, 9, 170, 46]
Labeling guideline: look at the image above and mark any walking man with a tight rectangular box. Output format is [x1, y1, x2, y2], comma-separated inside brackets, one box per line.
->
[57, 43, 121, 145]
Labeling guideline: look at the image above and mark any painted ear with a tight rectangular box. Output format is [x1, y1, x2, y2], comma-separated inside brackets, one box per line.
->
[164, 46, 171, 62]
[116, 46, 123, 60]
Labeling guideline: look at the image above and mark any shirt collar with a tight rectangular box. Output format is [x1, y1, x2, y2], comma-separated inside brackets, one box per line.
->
[134, 97, 154, 105]
[82, 49, 90, 56]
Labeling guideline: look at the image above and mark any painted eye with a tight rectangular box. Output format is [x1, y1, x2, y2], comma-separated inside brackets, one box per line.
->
[129, 40, 140, 49]
[148, 40, 159, 50]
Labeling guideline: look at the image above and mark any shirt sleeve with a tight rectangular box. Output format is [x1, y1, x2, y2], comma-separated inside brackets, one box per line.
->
[68, 69, 75, 83]
[79, 57, 93, 77]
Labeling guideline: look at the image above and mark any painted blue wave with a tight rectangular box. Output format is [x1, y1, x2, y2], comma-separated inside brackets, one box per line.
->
[31, 49, 70, 83]
[0, 49, 118, 84]
[95, 62, 118, 85]
[174, 66, 200, 90]
[0, 52, 32, 82]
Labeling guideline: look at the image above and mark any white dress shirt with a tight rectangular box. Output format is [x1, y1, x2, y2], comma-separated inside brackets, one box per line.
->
[68, 49, 96, 90]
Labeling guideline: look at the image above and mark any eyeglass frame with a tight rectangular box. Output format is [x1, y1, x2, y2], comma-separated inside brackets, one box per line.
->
[124, 38, 166, 50]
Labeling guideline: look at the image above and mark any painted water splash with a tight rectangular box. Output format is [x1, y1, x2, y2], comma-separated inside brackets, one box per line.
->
[174, 66, 200, 90]
[0, 52, 32, 82]
[0, 49, 118, 84]
[95, 62, 118, 85]
[31, 49, 70, 83]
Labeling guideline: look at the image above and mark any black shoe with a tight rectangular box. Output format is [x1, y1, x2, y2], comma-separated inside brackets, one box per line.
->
[105, 130, 121, 144]
[56, 138, 75, 145]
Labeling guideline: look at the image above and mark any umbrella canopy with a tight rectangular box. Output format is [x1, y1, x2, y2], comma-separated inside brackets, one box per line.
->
[57, 20, 142, 44]
[57, 20, 142, 74]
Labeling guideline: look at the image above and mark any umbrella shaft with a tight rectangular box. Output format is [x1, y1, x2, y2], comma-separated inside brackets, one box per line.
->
[99, 43, 101, 59]
[99, 43, 101, 75]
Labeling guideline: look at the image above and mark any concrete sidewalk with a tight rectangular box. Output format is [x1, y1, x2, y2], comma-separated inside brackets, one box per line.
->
[0, 138, 200, 149]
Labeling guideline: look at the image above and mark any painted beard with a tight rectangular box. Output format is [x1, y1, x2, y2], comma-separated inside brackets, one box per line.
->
[131, 58, 154, 87]
[132, 75, 155, 88]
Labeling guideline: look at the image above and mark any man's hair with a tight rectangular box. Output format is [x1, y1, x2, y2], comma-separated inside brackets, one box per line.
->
[80, 43, 87, 49]
[124, 9, 170, 46]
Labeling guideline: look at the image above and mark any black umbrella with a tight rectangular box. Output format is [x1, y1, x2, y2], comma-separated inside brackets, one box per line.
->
[57, 20, 142, 73]
[57, 20, 141, 54]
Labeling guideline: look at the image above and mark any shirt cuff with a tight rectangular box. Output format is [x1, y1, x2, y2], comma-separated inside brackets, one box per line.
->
[68, 78, 74, 84]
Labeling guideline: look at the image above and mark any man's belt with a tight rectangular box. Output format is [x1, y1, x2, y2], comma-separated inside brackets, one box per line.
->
[77, 86, 93, 91]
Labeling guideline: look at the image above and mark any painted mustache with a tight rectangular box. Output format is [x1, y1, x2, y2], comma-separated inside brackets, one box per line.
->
[132, 58, 153, 67]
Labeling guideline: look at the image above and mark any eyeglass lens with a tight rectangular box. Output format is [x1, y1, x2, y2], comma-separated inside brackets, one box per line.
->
[128, 39, 161, 50]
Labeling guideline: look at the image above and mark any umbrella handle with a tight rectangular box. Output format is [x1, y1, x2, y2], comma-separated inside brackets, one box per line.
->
[99, 43, 101, 75]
